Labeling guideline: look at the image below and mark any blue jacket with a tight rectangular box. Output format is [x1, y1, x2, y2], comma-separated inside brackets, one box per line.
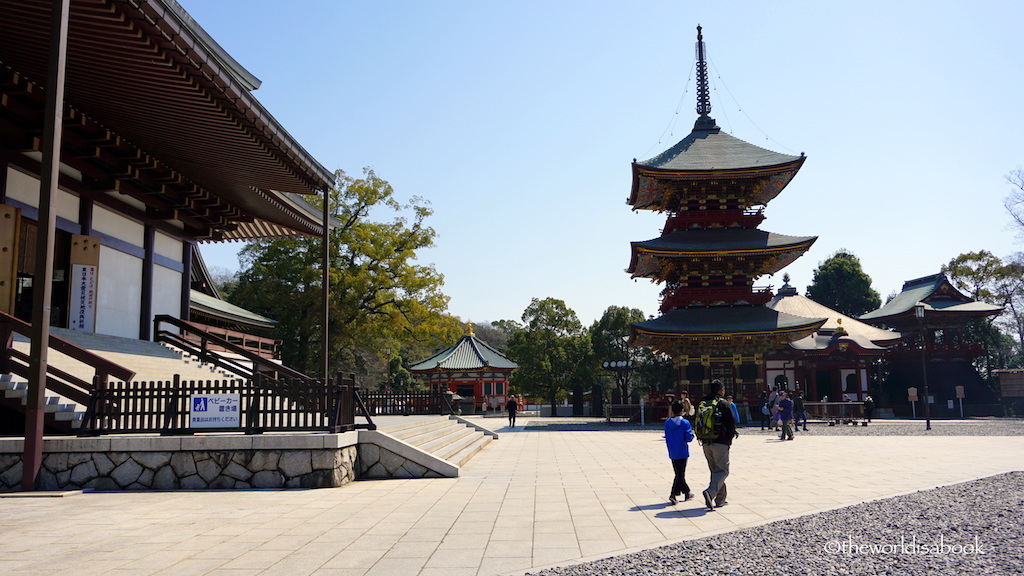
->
[778, 397, 794, 421]
[730, 402, 740, 425]
[664, 416, 693, 459]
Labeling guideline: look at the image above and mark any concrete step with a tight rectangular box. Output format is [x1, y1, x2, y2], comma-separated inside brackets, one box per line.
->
[417, 425, 478, 456]
[445, 435, 493, 467]
[390, 419, 467, 445]
[435, 427, 487, 462]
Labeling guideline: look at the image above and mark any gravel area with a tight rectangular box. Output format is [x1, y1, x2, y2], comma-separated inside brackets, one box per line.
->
[528, 471, 1024, 576]
[524, 418, 1024, 436]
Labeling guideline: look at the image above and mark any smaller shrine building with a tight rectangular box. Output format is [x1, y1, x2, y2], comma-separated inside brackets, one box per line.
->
[409, 324, 518, 413]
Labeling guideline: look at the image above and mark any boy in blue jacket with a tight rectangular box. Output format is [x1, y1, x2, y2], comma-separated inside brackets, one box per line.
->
[665, 400, 695, 504]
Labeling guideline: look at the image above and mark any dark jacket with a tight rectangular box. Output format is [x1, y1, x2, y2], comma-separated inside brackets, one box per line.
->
[700, 393, 736, 446]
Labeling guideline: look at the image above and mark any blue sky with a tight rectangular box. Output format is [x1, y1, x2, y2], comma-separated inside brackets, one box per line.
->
[184, 0, 1024, 326]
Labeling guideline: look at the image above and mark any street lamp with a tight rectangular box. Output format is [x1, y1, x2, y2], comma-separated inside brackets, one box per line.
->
[914, 302, 932, 431]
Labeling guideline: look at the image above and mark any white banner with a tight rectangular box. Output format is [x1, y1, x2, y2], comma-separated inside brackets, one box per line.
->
[69, 264, 97, 331]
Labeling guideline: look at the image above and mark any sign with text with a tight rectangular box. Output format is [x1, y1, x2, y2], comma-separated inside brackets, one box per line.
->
[907, 387, 918, 402]
[189, 393, 241, 428]
[69, 264, 97, 331]
[955, 386, 965, 399]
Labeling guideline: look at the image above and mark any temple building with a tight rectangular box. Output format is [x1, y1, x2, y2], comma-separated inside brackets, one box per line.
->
[409, 324, 518, 413]
[766, 275, 901, 402]
[626, 27, 824, 402]
[1, 0, 332, 344]
[859, 273, 1003, 416]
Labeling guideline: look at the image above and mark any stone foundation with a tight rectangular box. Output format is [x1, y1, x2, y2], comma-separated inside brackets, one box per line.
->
[0, 434, 358, 492]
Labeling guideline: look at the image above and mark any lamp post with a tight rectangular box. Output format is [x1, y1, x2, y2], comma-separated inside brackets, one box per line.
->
[914, 302, 932, 431]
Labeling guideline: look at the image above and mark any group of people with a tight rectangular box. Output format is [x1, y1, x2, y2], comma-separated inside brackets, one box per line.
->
[663, 380, 736, 511]
[758, 387, 807, 439]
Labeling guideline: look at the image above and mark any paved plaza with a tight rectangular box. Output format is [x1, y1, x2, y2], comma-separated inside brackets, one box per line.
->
[2, 418, 1023, 576]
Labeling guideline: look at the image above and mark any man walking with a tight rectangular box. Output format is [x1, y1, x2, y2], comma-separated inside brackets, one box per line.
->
[794, 390, 808, 431]
[698, 380, 736, 511]
[778, 391, 794, 441]
[506, 397, 518, 428]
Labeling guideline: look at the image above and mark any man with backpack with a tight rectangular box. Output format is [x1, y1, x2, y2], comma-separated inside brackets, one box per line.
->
[694, 380, 737, 511]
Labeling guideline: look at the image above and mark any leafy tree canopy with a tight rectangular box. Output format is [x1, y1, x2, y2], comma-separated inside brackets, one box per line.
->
[229, 168, 461, 378]
[806, 249, 881, 317]
[506, 297, 591, 416]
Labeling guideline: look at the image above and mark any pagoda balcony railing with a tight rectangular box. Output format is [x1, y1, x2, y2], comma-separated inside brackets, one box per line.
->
[660, 285, 773, 312]
[662, 209, 765, 234]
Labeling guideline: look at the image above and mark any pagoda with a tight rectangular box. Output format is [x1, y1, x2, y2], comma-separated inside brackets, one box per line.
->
[627, 27, 825, 402]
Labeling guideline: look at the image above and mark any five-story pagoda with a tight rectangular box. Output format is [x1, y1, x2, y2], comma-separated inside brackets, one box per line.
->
[627, 27, 825, 402]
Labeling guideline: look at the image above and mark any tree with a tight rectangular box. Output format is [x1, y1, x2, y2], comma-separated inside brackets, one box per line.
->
[1005, 169, 1024, 237]
[505, 298, 591, 416]
[229, 168, 461, 377]
[588, 306, 672, 402]
[806, 250, 881, 316]
[943, 251, 1024, 367]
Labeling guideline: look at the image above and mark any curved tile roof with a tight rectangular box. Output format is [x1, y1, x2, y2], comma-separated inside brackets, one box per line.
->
[637, 127, 803, 172]
[632, 229, 816, 254]
[767, 284, 901, 346]
[631, 306, 825, 337]
[408, 335, 518, 372]
[860, 273, 1002, 322]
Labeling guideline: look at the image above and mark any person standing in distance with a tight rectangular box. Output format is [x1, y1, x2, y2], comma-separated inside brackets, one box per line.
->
[699, 380, 736, 511]
[665, 400, 695, 505]
[506, 396, 518, 428]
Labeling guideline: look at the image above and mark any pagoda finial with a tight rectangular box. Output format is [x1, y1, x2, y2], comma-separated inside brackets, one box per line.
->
[692, 26, 718, 130]
[695, 25, 711, 117]
[465, 322, 475, 337]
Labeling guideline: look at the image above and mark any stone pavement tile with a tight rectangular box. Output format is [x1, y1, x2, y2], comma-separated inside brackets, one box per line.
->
[345, 533, 402, 551]
[202, 570, 261, 576]
[320, 549, 387, 570]
[383, 541, 439, 558]
[364, 521, 416, 536]
[364, 557, 429, 576]
[217, 549, 293, 570]
[530, 546, 581, 567]
[532, 532, 579, 549]
[487, 526, 532, 542]
[416, 568, 476, 576]
[259, 534, 319, 551]
[447, 520, 496, 535]
[309, 569, 368, 576]
[152, 558, 229, 575]
[578, 539, 628, 557]
[193, 541, 261, 560]
[477, 556, 534, 575]
[533, 520, 575, 534]
[482, 539, 532, 558]
[398, 528, 446, 543]
[437, 532, 490, 550]
[574, 524, 620, 541]
[115, 549, 202, 571]
[423, 547, 484, 568]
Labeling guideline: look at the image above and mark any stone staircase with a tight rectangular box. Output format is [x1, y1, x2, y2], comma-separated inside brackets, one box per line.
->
[3, 328, 244, 431]
[377, 416, 495, 467]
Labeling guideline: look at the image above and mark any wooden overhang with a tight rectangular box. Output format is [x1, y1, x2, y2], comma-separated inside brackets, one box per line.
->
[628, 229, 817, 280]
[0, 0, 333, 241]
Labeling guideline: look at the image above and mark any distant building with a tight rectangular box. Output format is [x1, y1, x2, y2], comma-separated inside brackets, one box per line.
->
[409, 324, 518, 413]
[766, 276, 901, 401]
[860, 273, 1003, 416]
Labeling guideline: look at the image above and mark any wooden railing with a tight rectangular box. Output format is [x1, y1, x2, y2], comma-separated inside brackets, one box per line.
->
[154, 315, 307, 380]
[361, 389, 456, 416]
[0, 311, 135, 405]
[80, 373, 376, 435]
[179, 321, 282, 360]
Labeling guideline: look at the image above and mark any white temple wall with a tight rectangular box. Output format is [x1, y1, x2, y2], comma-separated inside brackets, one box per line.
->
[153, 264, 182, 325]
[96, 245, 143, 339]
[92, 204, 144, 246]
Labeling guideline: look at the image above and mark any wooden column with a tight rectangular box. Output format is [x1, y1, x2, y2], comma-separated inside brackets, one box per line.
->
[24, 0, 70, 491]
[180, 243, 192, 321]
[139, 225, 154, 340]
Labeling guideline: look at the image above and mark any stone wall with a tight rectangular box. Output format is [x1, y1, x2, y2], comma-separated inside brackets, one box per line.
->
[0, 434, 359, 492]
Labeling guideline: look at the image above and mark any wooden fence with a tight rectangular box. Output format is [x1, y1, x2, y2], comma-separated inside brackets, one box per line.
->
[360, 389, 455, 416]
[80, 373, 375, 435]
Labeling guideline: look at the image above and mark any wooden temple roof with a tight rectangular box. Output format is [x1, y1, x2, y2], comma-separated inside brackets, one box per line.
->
[636, 124, 803, 173]
[0, 0, 333, 241]
[859, 273, 1003, 327]
[409, 331, 518, 373]
[631, 306, 825, 339]
[768, 282, 902, 347]
[628, 229, 816, 279]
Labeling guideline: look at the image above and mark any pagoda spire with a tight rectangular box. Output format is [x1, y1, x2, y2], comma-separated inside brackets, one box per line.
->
[693, 25, 718, 130]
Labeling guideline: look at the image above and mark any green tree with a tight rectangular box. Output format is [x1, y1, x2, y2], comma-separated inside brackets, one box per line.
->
[229, 168, 461, 377]
[589, 305, 673, 402]
[806, 250, 881, 316]
[506, 298, 591, 416]
[943, 251, 1024, 367]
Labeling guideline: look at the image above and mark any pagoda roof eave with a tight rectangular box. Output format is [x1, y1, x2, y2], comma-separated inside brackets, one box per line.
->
[626, 230, 817, 277]
[630, 307, 826, 339]
[408, 335, 518, 372]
